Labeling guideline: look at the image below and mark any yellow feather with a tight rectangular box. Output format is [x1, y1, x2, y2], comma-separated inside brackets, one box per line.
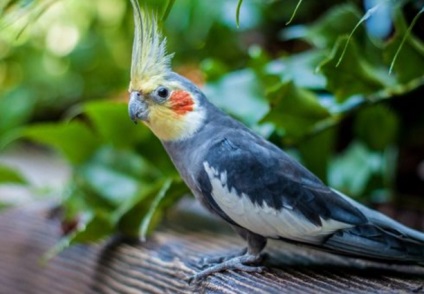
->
[129, 0, 174, 89]
[147, 103, 206, 141]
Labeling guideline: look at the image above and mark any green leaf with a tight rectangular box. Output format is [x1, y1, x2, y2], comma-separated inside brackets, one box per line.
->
[84, 101, 151, 149]
[267, 50, 327, 90]
[329, 141, 382, 197]
[43, 212, 114, 261]
[71, 213, 114, 243]
[0, 164, 27, 184]
[318, 36, 387, 102]
[0, 89, 34, 137]
[77, 147, 157, 206]
[354, 105, 399, 151]
[22, 122, 100, 165]
[79, 164, 140, 206]
[335, 4, 381, 67]
[65, 178, 116, 214]
[139, 179, 172, 240]
[117, 178, 188, 238]
[134, 138, 176, 176]
[305, 4, 364, 48]
[384, 9, 424, 83]
[262, 81, 330, 142]
[112, 184, 158, 230]
[204, 69, 270, 126]
[298, 127, 335, 182]
[201, 58, 230, 81]
[140, 179, 188, 240]
[85, 101, 174, 174]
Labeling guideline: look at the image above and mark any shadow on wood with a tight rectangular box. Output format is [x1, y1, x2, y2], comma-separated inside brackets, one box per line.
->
[0, 201, 423, 293]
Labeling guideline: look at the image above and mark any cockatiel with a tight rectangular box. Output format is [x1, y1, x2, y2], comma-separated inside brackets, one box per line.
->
[127, 0, 424, 282]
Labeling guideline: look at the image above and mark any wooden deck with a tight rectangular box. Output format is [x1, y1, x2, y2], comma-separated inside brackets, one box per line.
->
[0, 201, 423, 293]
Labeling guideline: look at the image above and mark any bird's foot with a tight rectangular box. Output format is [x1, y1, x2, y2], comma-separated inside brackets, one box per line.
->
[200, 247, 247, 266]
[187, 252, 265, 284]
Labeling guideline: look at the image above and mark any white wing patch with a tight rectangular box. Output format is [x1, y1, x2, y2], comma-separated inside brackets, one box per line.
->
[204, 162, 353, 243]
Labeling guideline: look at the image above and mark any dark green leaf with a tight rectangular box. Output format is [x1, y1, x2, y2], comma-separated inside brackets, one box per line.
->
[84, 101, 151, 149]
[334, 4, 382, 68]
[71, 213, 114, 243]
[117, 178, 188, 238]
[66, 178, 116, 214]
[134, 138, 176, 176]
[384, 9, 424, 83]
[354, 105, 399, 151]
[115, 180, 165, 237]
[262, 81, 330, 141]
[139, 179, 173, 240]
[22, 122, 100, 165]
[298, 127, 335, 182]
[141, 179, 188, 240]
[304, 4, 364, 48]
[318, 36, 388, 102]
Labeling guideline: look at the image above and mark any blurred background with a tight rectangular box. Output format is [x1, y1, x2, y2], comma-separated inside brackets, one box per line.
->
[0, 0, 423, 246]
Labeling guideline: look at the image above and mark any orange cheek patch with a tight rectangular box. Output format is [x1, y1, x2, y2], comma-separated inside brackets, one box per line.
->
[170, 90, 194, 115]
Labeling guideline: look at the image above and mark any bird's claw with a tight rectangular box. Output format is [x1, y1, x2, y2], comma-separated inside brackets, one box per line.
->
[187, 252, 265, 284]
[199, 248, 248, 267]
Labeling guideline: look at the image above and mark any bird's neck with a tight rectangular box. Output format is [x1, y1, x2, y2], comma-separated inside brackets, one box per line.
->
[160, 102, 224, 168]
[147, 108, 206, 141]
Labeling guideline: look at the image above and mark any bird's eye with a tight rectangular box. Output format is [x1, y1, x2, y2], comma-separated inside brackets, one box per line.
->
[156, 87, 170, 99]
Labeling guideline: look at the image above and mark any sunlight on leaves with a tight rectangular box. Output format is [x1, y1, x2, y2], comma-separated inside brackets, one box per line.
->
[0, 164, 27, 184]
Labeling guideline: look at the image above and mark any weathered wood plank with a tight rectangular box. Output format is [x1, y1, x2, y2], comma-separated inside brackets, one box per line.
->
[0, 201, 423, 294]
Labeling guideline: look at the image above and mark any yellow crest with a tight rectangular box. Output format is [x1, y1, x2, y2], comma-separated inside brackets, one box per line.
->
[129, 0, 174, 89]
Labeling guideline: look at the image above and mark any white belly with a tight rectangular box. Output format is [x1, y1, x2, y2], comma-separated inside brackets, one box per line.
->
[204, 162, 352, 243]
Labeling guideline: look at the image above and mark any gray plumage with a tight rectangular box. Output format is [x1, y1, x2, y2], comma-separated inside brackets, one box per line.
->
[126, 2, 424, 276]
[157, 73, 424, 266]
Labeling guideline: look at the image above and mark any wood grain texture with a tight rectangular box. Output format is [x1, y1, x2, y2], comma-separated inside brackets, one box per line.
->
[0, 200, 424, 294]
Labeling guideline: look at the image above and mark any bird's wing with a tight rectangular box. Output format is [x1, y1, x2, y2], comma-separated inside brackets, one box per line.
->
[197, 135, 367, 244]
[197, 135, 424, 262]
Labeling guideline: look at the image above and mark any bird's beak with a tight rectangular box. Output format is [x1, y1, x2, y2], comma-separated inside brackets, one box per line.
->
[129, 91, 149, 123]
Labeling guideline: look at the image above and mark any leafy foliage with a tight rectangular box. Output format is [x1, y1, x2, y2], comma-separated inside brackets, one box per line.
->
[1, 0, 424, 248]
[19, 102, 187, 247]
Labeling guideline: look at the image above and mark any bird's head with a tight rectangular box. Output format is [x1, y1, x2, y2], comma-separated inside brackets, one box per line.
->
[128, 0, 206, 142]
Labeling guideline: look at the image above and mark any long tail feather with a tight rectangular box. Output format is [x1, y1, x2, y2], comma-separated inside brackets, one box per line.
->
[327, 189, 424, 263]
[324, 224, 424, 263]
